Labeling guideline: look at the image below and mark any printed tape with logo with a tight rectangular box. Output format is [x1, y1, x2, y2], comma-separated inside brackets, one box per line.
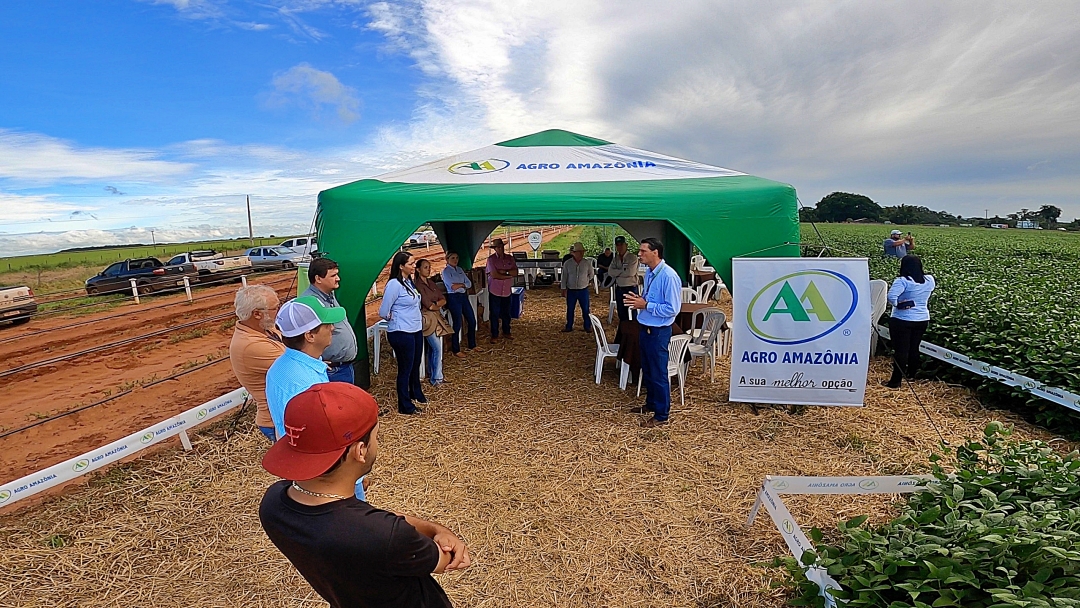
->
[0, 388, 248, 508]
[876, 326, 1080, 413]
[746, 475, 937, 607]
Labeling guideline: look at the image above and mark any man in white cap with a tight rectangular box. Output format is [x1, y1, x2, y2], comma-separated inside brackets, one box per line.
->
[884, 229, 914, 259]
[265, 295, 345, 441]
[561, 241, 594, 333]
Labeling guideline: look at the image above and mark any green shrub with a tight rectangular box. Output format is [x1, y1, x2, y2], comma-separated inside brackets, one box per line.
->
[777, 422, 1080, 607]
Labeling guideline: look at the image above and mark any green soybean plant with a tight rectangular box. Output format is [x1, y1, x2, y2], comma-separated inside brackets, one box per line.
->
[775, 422, 1080, 607]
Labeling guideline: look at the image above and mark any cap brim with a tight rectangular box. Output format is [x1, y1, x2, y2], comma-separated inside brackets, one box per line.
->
[315, 307, 346, 325]
[262, 440, 347, 481]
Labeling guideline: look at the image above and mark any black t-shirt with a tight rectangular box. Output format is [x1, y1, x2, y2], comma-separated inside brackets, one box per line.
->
[259, 481, 452, 608]
[596, 253, 613, 270]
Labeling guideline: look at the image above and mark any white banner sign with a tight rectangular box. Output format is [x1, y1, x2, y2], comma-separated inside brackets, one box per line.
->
[527, 231, 542, 251]
[0, 388, 248, 509]
[730, 258, 871, 407]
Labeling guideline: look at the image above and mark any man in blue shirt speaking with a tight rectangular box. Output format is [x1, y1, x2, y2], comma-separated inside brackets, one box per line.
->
[623, 237, 683, 427]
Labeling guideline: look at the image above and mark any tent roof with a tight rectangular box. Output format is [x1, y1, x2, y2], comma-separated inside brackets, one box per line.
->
[367, 129, 746, 185]
[315, 130, 800, 351]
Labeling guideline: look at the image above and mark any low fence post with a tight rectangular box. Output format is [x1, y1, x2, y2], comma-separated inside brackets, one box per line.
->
[183, 277, 193, 302]
[129, 279, 140, 304]
[240, 275, 248, 287]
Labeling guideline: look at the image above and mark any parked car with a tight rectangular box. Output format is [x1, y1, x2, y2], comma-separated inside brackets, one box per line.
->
[405, 230, 438, 248]
[245, 246, 311, 270]
[85, 257, 198, 296]
[165, 250, 252, 282]
[0, 285, 36, 326]
[280, 236, 318, 256]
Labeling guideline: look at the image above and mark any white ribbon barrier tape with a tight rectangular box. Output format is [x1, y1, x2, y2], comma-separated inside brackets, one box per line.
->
[0, 387, 248, 509]
[746, 475, 936, 607]
[877, 326, 1080, 413]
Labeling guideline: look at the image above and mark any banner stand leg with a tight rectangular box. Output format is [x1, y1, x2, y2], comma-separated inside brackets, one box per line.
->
[178, 430, 193, 451]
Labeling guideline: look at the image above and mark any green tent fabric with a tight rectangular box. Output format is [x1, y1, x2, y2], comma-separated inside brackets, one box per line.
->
[316, 129, 799, 376]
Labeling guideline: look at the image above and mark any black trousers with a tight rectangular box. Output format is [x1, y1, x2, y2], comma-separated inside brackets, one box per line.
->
[614, 285, 638, 323]
[888, 317, 929, 385]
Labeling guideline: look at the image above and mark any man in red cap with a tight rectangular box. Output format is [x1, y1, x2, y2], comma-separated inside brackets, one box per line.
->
[260, 382, 470, 607]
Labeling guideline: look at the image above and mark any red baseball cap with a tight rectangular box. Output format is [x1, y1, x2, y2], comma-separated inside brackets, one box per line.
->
[262, 382, 379, 481]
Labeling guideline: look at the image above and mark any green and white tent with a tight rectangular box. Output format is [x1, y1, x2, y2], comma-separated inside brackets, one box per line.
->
[317, 128, 799, 329]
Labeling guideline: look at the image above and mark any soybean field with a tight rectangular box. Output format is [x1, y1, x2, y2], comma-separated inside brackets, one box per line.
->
[802, 223, 1080, 427]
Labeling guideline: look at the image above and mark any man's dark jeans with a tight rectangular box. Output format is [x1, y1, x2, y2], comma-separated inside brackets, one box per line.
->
[446, 292, 477, 351]
[639, 324, 672, 421]
[565, 288, 591, 331]
[488, 294, 512, 338]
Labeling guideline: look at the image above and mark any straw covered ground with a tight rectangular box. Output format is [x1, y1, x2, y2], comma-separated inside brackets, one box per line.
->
[0, 288, 1067, 607]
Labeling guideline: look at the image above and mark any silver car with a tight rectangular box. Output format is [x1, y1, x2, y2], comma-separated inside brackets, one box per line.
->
[245, 246, 311, 270]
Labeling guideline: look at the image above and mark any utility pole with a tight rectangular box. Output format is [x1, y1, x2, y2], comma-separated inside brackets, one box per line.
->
[151, 230, 155, 245]
[247, 195, 255, 246]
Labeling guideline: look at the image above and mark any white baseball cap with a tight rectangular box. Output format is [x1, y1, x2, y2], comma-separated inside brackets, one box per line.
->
[890, 230, 903, 236]
[276, 296, 346, 337]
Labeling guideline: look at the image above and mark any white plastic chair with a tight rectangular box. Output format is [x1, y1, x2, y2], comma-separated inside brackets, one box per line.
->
[588, 313, 622, 385]
[371, 320, 389, 375]
[607, 286, 618, 323]
[690, 255, 704, 272]
[687, 311, 726, 382]
[636, 334, 692, 406]
[680, 287, 699, 303]
[686, 306, 723, 341]
[696, 279, 716, 303]
[587, 257, 600, 294]
[869, 279, 888, 356]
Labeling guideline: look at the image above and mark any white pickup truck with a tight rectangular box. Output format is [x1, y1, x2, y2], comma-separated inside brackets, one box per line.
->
[0, 285, 37, 326]
[165, 250, 253, 283]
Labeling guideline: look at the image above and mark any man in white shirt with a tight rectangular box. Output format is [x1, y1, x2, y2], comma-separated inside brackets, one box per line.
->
[607, 235, 640, 322]
[561, 242, 594, 332]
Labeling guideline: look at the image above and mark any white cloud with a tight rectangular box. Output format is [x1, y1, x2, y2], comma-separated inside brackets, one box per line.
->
[356, 0, 1080, 219]
[6, 0, 1080, 256]
[0, 130, 192, 183]
[265, 63, 361, 123]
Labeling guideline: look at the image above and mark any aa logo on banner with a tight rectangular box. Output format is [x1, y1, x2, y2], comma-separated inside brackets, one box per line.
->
[729, 258, 871, 407]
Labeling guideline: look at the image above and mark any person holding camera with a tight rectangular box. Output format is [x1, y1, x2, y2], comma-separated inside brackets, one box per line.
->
[884, 254, 936, 388]
[883, 229, 915, 259]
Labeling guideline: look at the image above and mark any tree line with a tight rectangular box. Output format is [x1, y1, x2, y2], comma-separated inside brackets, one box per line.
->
[799, 192, 1076, 229]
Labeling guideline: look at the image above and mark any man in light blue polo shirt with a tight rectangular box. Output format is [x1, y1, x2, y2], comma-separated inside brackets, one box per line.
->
[623, 237, 683, 427]
[265, 296, 344, 440]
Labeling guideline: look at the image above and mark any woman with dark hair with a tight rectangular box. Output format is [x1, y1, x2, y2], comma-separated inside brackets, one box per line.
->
[378, 251, 425, 414]
[415, 258, 447, 386]
[884, 254, 936, 388]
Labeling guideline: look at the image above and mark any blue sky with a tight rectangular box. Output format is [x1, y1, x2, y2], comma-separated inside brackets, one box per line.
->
[2, 1, 1079, 256]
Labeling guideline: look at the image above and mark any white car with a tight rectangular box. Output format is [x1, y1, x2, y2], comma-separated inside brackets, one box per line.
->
[245, 246, 311, 270]
[280, 235, 318, 256]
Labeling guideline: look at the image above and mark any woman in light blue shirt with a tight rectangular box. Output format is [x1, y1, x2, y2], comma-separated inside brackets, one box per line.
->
[885, 254, 936, 388]
[440, 252, 477, 356]
[378, 252, 425, 414]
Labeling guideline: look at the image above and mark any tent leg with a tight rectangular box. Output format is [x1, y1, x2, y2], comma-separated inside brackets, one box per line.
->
[354, 301, 371, 390]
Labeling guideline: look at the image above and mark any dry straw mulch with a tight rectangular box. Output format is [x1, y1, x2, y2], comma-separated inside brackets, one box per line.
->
[0, 289, 1067, 608]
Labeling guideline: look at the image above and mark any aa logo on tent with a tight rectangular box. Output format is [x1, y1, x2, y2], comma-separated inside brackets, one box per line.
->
[747, 269, 858, 345]
[448, 159, 510, 175]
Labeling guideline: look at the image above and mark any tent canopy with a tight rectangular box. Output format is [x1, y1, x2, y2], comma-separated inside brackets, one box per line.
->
[316, 129, 799, 325]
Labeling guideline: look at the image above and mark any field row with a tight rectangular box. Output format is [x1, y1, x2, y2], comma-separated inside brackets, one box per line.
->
[804, 224, 1080, 426]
